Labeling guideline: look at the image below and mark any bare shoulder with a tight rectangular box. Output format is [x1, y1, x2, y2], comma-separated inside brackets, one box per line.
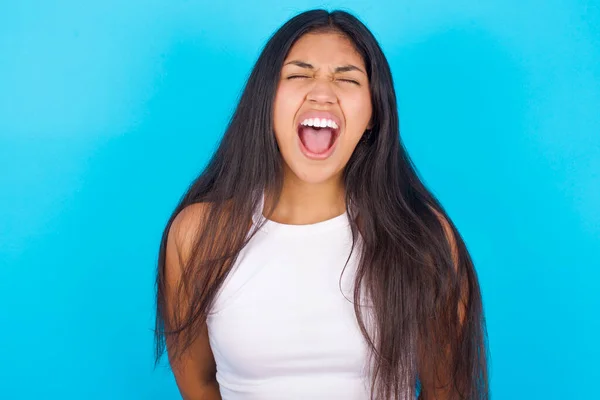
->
[428, 205, 459, 269]
[164, 202, 213, 288]
[169, 203, 211, 258]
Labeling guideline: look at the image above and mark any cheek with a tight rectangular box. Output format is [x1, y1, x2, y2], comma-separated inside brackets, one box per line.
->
[273, 86, 304, 135]
[342, 93, 372, 140]
[348, 90, 372, 118]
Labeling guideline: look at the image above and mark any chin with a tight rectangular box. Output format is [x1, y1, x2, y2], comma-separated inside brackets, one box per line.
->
[289, 161, 343, 185]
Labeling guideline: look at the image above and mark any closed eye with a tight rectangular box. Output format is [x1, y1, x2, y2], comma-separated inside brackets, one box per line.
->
[287, 75, 360, 85]
[337, 79, 360, 85]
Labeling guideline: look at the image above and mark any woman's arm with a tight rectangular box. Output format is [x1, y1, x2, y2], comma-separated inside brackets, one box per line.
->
[418, 210, 469, 400]
[164, 204, 222, 400]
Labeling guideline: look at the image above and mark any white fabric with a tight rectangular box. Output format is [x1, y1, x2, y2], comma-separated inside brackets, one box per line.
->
[206, 192, 373, 399]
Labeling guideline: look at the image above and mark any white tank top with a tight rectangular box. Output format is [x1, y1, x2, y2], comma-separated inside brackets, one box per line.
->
[206, 192, 373, 399]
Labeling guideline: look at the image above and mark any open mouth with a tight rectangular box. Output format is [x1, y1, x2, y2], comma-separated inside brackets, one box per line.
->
[297, 123, 340, 155]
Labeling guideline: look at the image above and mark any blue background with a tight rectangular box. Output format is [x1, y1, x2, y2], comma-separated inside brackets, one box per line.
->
[1, 1, 598, 399]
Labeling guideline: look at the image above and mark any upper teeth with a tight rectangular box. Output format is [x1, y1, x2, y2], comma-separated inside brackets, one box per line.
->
[300, 118, 339, 129]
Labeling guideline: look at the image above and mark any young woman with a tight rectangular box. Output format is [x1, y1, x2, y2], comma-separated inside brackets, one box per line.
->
[154, 9, 489, 400]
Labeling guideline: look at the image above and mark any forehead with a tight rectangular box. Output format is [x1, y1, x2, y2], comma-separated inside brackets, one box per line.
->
[284, 32, 365, 68]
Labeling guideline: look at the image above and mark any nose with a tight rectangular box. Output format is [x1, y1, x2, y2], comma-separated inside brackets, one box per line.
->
[306, 79, 337, 105]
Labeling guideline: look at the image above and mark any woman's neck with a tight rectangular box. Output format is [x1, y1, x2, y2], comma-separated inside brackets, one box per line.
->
[263, 180, 346, 225]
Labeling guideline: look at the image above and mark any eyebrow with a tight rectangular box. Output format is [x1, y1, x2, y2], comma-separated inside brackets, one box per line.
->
[284, 60, 366, 75]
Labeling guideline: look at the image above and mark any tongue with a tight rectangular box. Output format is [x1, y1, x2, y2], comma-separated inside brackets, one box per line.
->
[299, 127, 334, 154]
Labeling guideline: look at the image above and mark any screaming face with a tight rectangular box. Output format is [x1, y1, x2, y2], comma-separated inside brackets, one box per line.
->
[273, 31, 373, 184]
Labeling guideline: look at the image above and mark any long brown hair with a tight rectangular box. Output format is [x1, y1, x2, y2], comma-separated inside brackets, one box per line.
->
[154, 9, 489, 399]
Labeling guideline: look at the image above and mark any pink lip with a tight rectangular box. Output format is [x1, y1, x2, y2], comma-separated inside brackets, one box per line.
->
[296, 110, 342, 131]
